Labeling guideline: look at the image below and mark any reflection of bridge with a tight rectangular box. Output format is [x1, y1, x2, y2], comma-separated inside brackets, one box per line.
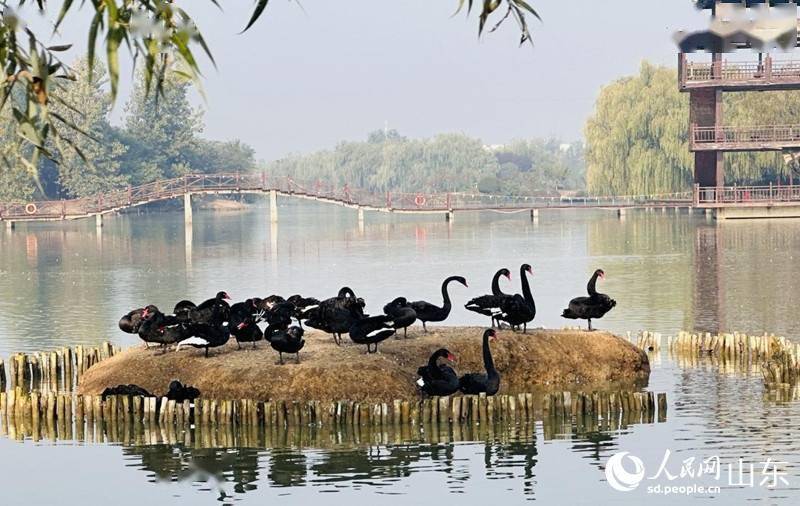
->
[0, 173, 693, 228]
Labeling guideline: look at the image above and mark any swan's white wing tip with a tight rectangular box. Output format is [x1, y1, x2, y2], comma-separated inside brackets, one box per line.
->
[178, 337, 209, 349]
[416, 378, 425, 387]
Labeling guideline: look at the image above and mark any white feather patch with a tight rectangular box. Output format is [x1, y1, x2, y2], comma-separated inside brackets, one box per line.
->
[416, 378, 425, 387]
[177, 337, 209, 349]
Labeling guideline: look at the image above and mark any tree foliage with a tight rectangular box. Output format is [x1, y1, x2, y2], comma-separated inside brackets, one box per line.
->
[0, 1, 541, 186]
[585, 61, 799, 196]
[269, 130, 583, 195]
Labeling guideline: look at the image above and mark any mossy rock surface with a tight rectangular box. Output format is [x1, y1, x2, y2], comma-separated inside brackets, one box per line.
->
[78, 327, 650, 402]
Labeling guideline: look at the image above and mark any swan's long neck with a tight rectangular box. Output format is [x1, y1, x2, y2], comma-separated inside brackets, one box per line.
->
[587, 272, 600, 296]
[483, 334, 495, 373]
[520, 267, 535, 310]
[491, 271, 505, 296]
[441, 278, 455, 309]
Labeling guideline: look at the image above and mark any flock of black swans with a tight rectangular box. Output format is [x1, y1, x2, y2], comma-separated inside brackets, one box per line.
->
[118, 267, 616, 397]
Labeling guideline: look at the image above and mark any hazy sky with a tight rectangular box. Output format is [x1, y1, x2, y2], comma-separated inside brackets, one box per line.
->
[38, 1, 710, 160]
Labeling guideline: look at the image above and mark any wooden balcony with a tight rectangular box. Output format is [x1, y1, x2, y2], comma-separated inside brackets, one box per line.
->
[679, 55, 800, 91]
[690, 124, 800, 152]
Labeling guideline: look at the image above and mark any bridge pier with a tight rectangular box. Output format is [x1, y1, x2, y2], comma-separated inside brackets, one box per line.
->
[184, 193, 193, 225]
[4, 220, 14, 231]
[617, 208, 627, 219]
[357, 206, 365, 225]
[269, 190, 278, 224]
[95, 214, 103, 229]
[445, 210, 455, 222]
[185, 221, 193, 268]
[530, 209, 539, 221]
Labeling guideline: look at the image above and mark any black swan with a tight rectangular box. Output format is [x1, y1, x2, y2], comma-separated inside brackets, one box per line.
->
[464, 268, 512, 327]
[287, 295, 321, 326]
[304, 286, 366, 345]
[266, 324, 305, 364]
[498, 264, 536, 332]
[348, 315, 396, 353]
[561, 269, 617, 331]
[165, 380, 201, 402]
[177, 323, 230, 357]
[189, 291, 231, 325]
[410, 276, 468, 332]
[458, 328, 500, 396]
[173, 300, 196, 323]
[101, 384, 153, 399]
[257, 294, 286, 312]
[416, 348, 459, 396]
[119, 308, 147, 334]
[229, 299, 264, 348]
[137, 306, 189, 349]
[382, 297, 417, 338]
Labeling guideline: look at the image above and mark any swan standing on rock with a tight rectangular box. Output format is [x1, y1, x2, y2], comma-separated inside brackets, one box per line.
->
[416, 348, 459, 396]
[464, 268, 511, 327]
[498, 264, 536, 332]
[458, 329, 500, 396]
[410, 276, 468, 332]
[561, 269, 616, 331]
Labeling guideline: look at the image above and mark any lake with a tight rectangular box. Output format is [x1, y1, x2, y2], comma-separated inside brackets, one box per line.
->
[1, 202, 800, 504]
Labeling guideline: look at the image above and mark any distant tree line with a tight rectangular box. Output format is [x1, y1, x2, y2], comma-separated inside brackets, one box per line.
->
[585, 61, 797, 196]
[268, 130, 585, 196]
[0, 58, 256, 202]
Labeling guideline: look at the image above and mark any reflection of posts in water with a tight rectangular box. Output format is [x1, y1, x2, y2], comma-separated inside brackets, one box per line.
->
[269, 220, 278, 273]
[693, 224, 724, 334]
[357, 206, 365, 235]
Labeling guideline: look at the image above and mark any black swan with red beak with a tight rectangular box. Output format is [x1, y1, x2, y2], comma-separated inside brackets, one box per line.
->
[189, 291, 231, 326]
[464, 268, 511, 327]
[498, 264, 536, 332]
[229, 298, 264, 348]
[137, 305, 189, 349]
[561, 269, 616, 331]
[416, 348, 459, 396]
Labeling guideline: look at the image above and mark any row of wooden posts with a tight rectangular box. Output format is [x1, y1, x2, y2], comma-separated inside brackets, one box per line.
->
[0, 389, 668, 440]
[667, 330, 796, 361]
[0, 342, 121, 392]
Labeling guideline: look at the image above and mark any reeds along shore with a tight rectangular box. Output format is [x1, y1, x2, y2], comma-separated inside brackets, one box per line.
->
[0, 389, 668, 444]
[0, 343, 122, 393]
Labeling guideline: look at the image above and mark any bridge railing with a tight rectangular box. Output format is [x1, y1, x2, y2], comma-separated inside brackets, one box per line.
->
[692, 124, 800, 148]
[695, 184, 800, 206]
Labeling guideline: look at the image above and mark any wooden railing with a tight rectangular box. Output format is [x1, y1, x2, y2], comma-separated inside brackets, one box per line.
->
[691, 124, 800, 150]
[0, 173, 693, 222]
[680, 55, 800, 87]
[695, 184, 800, 206]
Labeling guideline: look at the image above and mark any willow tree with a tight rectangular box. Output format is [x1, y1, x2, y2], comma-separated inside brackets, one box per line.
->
[585, 62, 692, 196]
[585, 61, 800, 195]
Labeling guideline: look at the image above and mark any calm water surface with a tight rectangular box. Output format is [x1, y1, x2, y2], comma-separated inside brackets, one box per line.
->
[1, 203, 800, 504]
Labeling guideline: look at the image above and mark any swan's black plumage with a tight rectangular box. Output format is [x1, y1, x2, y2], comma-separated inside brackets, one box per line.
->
[137, 306, 189, 348]
[165, 380, 201, 402]
[498, 264, 536, 332]
[119, 308, 147, 334]
[382, 297, 417, 338]
[101, 384, 153, 399]
[410, 276, 468, 332]
[189, 291, 231, 326]
[173, 300, 196, 323]
[304, 286, 366, 345]
[561, 269, 616, 331]
[348, 315, 396, 353]
[177, 323, 230, 357]
[464, 268, 511, 327]
[416, 348, 459, 396]
[458, 329, 500, 396]
[286, 295, 320, 325]
[266, 325, 305, 364]
[229, 299, 264, 348]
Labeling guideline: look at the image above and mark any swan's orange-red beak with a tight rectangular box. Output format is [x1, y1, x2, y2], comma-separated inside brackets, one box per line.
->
[447, 353, 457, 362]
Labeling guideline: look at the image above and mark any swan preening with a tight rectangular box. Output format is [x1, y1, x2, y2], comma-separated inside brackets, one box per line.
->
[118, 266, 614, 398]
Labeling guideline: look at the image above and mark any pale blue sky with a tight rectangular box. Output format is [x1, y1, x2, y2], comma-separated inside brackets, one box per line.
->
[35, 1, 710, 160]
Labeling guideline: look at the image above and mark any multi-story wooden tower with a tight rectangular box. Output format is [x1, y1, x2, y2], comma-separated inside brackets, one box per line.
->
[679, 0, 800, 218]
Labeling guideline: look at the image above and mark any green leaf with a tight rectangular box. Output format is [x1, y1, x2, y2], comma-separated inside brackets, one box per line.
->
[87, 10, 103, 83]
[53, 0, 75, 33]
[513, 0, 542, 21]
[106, 26, 124, 102]
[241, 0, 270, 33]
